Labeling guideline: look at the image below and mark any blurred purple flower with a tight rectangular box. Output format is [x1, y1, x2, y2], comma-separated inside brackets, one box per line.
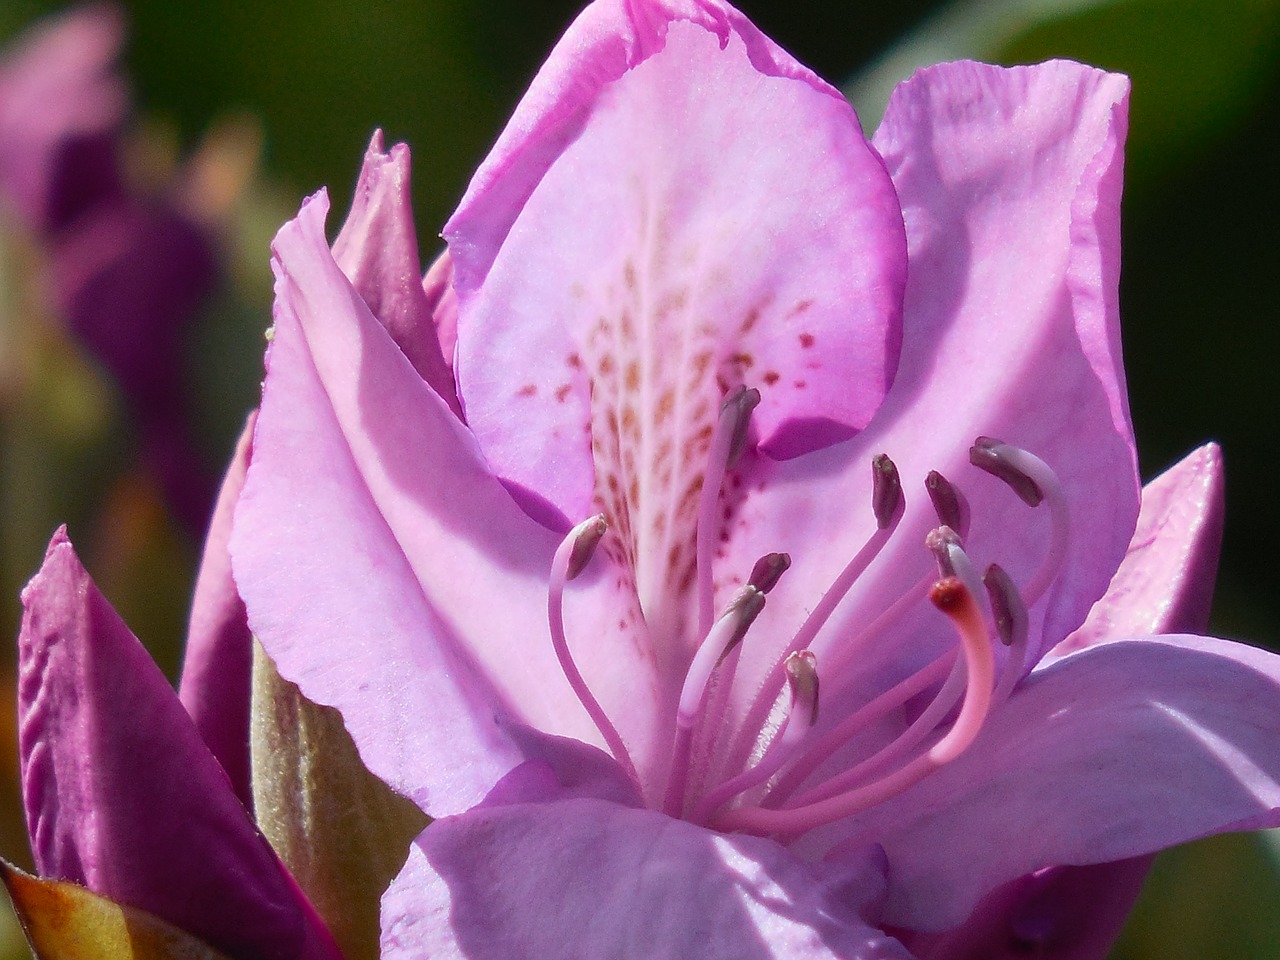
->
[0, 5, 220, 535]
[228, 0, 1280, 956]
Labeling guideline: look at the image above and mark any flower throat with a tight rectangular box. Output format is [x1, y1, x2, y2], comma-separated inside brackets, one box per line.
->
[547, 386, 1069, 840]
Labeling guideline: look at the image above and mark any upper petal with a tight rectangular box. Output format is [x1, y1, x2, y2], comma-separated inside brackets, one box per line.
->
[714, 61, 1140, 771]
[231, 193, 664, 815]
[18, 530, 340, 960]
[382, 798, 914, 960]
[843, 635, 1280, 931]
[448, 0, 905, 531]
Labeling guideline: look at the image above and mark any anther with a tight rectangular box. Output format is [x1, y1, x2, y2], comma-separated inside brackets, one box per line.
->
[926, 526, 983, 606]
[925, 470, 969, 535]
[871, 454, 903, 529]
[969, 437, 1070, 606]
[697, 385, 762, 637]
[748, 552, 791, 595]
[784, 651, 820, 727]
[970, 437, 1044, 506]
[668, 581, 766, 818]
[983, 564, 1027, 647]
[565, 514, 608, 580]
[680, 586, 765, 726]
[925, 526, 963, 578]
[716, 586, 766, 666]
[723, 385, 762, 470]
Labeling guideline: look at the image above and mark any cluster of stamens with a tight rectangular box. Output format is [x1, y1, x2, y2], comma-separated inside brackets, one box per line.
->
[547, 385, 1068, 840]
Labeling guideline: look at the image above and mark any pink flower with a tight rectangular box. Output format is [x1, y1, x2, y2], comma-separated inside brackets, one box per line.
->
[231, 0, 1280, 955]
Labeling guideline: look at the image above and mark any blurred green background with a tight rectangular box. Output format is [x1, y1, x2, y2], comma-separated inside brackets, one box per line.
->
[1, 0, 1278, 956]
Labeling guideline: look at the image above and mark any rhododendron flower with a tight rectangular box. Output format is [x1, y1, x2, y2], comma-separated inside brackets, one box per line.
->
[229, 0, 1280, 956]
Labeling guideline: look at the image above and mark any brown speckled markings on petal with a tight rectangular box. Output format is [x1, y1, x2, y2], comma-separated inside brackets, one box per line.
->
[450, 18, 905, 672]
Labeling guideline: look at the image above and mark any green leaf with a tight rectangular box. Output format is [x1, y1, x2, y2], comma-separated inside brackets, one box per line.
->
[250, 642, 429, 960]
[0, 860, 231, 960]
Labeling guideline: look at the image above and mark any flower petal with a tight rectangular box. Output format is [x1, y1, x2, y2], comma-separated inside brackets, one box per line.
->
[449, 1, 906, 556]
[843, 635, 1280, 931]
[382, 799, 914, 960]
[715, 61, 1140, 767]
[903, 443, 1225, 956]
[865, 59, 1138, 656]
[331, 131, 461, 417]
[1062, 442, 1224, 651]
[178, 410, 256, 807]
[232, 193, 664, 815]
[17, 530, 340, 960]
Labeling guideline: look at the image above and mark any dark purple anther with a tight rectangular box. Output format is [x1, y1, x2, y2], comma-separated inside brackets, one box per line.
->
[970, 437, 1044, 507]
[925, 470, 970, 535]
[983, 563, 1028, 647]
[723, 385, 761, 470]
[871, 453, 903, 529]
[748, 552, 791, 595]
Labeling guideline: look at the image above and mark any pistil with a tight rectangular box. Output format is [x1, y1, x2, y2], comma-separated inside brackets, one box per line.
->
[710, 577, 995, 837]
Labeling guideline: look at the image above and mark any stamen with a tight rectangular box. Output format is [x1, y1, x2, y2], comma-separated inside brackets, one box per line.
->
[691, 646, 827, 822]
[784, 651, 820, 727]
[723, 456, 905, 775]
[679, 587, 766, 726]
[871, 453, 904, 529]
[984, 563, 1031, 708]
[970, 437, 1043, 506]
[693, 553, 793, 793]
[983, 563, 1027, 648]
[548, 515, 638, 786]
[696, 386, 761, 637]
[748, 552, 791, 595]
[925, 470, 970, 536]
[712, 578, 995, 838]
[925, 526, 981, 602]
[969, 438, 1069, 606]
[800, 454, 905, 665]
[666, 583, 766, 817]
[761, 647, 956, 809]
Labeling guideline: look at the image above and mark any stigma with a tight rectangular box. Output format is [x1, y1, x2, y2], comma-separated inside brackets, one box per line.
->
[545, 390, 1069, 841]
